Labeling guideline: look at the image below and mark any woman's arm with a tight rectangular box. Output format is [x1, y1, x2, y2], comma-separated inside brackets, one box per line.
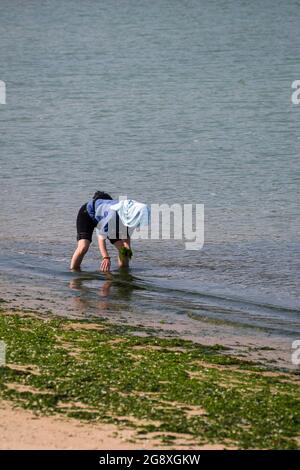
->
[98, 236, 111, 272]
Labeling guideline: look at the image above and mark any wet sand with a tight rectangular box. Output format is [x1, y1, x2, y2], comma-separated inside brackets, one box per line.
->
[0, 272, 297, 371]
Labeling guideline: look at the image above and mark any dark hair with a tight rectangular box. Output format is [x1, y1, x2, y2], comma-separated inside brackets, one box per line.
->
[92, 191, 113, 201]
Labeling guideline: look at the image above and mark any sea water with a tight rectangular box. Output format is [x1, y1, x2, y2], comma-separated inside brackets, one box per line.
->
[0, 0, 299, 341]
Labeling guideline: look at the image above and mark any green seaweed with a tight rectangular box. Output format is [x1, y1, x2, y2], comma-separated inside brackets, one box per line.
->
[119, 247, 133, 259]
[0, 311, 299, 449]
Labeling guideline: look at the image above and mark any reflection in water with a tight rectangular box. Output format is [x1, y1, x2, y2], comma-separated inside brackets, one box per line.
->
[69, 270, 139, 315]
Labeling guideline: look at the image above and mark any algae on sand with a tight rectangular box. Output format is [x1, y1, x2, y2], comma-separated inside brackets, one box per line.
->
[0, 310, 299, 449]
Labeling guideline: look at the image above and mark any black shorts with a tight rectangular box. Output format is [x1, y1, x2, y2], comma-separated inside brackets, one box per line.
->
[76, 203, 129, 244]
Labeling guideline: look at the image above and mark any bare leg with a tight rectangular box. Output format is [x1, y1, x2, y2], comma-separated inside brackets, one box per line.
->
[113, 238, 131, 268]
[70, 239, 91, 270]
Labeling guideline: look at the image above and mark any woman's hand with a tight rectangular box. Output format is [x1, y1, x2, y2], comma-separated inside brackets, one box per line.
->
[100, 257, 111, 272]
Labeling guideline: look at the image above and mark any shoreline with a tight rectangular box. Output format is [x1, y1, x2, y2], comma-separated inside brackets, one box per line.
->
[0, 301, 300, 449]
[0, 245, 299, 373]
[0, 281, 297, 371]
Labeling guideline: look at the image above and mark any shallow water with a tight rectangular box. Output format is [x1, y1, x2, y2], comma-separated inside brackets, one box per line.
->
[0, 1, 299, 348]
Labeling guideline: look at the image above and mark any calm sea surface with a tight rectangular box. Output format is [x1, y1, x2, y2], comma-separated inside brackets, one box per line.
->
[0, 0, 299, 339]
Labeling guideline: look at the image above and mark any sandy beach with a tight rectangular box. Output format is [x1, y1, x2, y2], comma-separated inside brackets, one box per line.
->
[0, 401, 137, 450]
[0, 0, 299, 458]
[0, 401, 232, 450]
[0, 303, 299, 450]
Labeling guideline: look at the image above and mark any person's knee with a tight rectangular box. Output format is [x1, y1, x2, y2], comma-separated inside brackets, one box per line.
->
[77, 242, 90, 256]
